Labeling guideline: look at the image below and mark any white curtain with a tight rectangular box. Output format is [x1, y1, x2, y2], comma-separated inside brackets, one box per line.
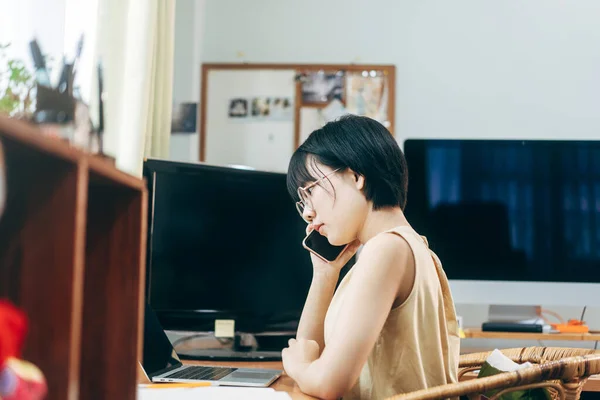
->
[95, 0, 175, 176]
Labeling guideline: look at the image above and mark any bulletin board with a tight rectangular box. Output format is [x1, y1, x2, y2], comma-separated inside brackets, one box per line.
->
[199, 63, 395, 172]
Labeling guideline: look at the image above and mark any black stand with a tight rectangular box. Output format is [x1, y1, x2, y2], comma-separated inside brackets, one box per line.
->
[178, 332, 293, 361]
[179, 348, 282, 361]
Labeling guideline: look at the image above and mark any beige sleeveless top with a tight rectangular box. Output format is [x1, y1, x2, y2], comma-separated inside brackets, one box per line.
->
[324, 226, 460, 400]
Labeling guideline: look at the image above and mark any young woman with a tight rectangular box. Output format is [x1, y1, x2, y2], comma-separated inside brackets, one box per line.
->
[282, 115, 460, 400]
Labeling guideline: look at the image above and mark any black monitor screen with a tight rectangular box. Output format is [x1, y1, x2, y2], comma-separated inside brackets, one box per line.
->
[403, 139, 600, 283]
[144, 160, 316, 332]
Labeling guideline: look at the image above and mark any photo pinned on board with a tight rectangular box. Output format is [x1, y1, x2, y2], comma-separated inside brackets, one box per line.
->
[227, 97, 293, 121]
[251, 97, 271, 117]
[345, 70, 388, 124]
[300, 70, 344, 104]
[228, 98, 248, 118]
[269, 97, 293, 120]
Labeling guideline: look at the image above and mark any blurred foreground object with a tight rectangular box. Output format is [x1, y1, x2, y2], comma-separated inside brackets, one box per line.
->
[0, 300, 47, 400]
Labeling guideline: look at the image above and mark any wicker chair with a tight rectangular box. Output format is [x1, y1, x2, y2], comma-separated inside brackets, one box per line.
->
[386, 347, 600, 400]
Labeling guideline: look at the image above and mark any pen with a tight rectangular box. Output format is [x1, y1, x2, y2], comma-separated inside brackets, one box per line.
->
[57, 58, 73, 94]
[69, 34, 84, 92]
[139, 382, 212, 389]
[29, 39, 51, 87]
[72, 34, 84, 74]
[97, 61, 105, 154]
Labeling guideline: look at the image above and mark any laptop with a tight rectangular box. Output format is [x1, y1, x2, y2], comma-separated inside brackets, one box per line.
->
[140, 303, 282, 387]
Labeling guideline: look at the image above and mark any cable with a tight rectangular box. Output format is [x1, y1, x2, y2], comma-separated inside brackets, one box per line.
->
[171, 333, 234, 349]
[580, 306, 587, 322]
[540, 309, 565, 324]
[171, 333, 212, 348]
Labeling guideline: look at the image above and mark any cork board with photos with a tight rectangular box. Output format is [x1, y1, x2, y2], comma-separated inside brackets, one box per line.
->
[199, 63, 395, 167]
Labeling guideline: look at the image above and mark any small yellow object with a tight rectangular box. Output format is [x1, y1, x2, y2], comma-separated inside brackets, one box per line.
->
[459, 328, 466, 339]
[215, 319, 235, 338]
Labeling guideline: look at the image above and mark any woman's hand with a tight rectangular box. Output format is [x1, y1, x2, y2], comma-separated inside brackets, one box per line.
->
[306, 224, 361, 277]
[282, 338, 320, 380]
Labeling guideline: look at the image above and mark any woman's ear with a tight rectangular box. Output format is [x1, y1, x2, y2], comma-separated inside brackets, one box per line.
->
[354, 172, 365, 190]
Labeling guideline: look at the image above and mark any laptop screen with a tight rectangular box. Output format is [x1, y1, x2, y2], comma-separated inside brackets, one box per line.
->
[142, 302, 182, 377]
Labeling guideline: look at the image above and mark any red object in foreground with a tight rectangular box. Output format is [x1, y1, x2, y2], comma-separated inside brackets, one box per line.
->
[0, 300, 47, 399]
[0, 300, 28, 363]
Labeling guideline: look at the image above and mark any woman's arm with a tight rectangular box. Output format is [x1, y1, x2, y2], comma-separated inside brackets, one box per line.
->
[295, 269, 339, 351]
[283, 233, 415, 399]
[296, 239, 361, 351]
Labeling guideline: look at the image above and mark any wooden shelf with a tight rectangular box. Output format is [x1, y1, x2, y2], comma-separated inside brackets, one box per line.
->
[463, 328, 600, 341]
[0, 116, 146, 400]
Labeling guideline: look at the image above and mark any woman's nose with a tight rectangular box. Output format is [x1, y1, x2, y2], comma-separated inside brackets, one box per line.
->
[303, 207, 315, 222]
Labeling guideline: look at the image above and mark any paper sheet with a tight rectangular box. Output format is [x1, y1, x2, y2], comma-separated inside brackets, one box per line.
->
[138, 386, 292, 400]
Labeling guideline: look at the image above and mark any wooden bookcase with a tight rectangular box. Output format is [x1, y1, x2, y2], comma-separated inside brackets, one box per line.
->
[0, 115, 147, 400]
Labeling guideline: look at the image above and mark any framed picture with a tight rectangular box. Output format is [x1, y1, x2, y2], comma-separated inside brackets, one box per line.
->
[300, 71, 344, 104]
[171, 102, 197, 133]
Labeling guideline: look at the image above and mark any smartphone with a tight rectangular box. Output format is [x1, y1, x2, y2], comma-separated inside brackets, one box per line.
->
[302, 229, 349, 263]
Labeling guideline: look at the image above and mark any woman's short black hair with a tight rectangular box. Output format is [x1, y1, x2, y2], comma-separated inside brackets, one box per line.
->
[287, 114, 409, 210]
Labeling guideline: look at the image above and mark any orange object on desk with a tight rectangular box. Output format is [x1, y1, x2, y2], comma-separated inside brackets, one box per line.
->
[551, 319, 590, 333]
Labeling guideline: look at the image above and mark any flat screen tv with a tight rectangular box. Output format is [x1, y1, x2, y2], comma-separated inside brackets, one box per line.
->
[403, 139, 600, 284]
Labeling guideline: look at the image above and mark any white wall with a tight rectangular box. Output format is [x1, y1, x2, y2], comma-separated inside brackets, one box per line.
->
[0, 0, 67, 84]
[176, 0, 600, 337]
[170, 0, 205, 162]
[202, 0, 600, 144]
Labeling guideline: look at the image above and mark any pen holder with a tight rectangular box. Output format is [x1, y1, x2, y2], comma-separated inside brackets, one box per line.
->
[32, 84, 76, 143]
[32, 84, 102, 156]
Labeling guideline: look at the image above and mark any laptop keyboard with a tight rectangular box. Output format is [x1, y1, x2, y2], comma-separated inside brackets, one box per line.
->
[163, 366, 237, 381]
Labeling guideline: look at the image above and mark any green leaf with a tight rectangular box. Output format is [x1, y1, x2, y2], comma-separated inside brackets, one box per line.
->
[1, 45, 36, 114]
[0, 95, 19, 114]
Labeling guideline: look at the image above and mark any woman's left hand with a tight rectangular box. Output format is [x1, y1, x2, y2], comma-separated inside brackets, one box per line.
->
[282, 338, 320, 379]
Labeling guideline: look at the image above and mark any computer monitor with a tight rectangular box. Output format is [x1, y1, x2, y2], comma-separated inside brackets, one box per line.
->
[403, 139, 600, 306]
[143, 159, 352, 338]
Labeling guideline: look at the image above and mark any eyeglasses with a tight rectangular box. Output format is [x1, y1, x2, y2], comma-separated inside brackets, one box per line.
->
[296, 168, 340, 220]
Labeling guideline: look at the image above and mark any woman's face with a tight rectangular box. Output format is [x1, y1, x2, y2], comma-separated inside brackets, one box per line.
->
[300, 162, 369, 246]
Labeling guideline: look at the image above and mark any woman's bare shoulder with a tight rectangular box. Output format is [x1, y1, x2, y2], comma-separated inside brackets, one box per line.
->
[356, 230, 414, 274]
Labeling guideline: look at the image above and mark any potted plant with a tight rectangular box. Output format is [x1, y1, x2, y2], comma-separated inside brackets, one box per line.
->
[0, 43, 35, 117]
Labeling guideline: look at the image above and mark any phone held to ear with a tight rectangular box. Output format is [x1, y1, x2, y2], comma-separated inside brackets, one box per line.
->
[302, 229, 349, 263]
